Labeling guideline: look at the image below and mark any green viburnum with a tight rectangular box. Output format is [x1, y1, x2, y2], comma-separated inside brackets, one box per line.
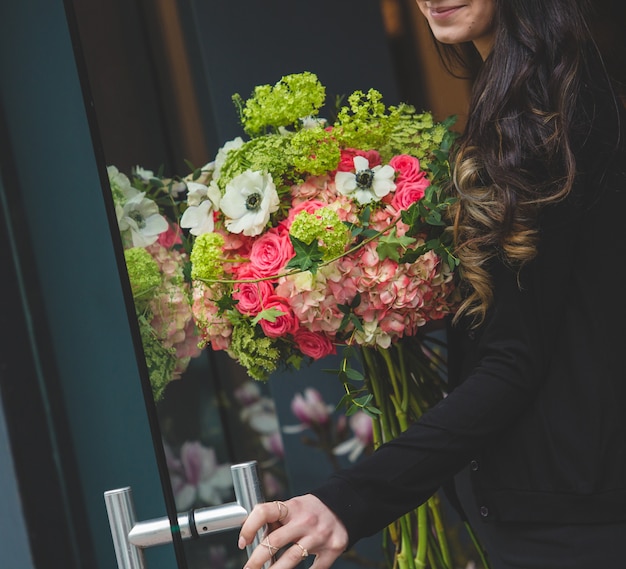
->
[228, 322, 280, 381]
[289, 208, 351, 261]
[124, 247, 162, 309]
[217, 135, 294, 190]
[190, 232, 225, 281]
[381, 106, 458, 167]
[234, 72, 326, 137]
[290, 128, 341, 175]
[138, 315, 176, 401]
[333, 89, 400, 151]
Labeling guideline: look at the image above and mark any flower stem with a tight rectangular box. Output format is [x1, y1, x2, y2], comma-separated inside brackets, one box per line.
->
[464, 522, 491, 569]
[428, 495, 452, 569]
[399, 515, 417, 569]
[415, 505, 428, 568]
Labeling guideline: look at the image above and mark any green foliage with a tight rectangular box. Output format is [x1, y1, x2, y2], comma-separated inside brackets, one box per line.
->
[235, 72, 326, 137]
[333, 89, 400, 151]
[289, 208, 351, 261]
[138, 314, 176, 401]
[189, 232, 226, 281]
[124, 248, 162, 309]
[217, 134, 295, 190]
[290, 128, 341, 175]
[228, 322, 280, 381]
[376, 228, 417, 262]
[286, 235, 325, 274]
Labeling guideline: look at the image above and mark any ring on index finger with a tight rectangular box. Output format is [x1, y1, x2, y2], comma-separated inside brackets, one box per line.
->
[275, 500, 288, 522]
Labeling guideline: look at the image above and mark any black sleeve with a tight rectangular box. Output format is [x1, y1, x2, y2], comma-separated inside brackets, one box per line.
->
[311, 175, 592, 546]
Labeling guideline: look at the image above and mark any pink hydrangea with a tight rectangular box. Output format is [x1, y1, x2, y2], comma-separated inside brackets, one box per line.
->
[192, 283, 233, 350]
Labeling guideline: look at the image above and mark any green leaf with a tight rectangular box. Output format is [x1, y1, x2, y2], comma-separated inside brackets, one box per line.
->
[354, 394, 373, 407]
[216, 295, 238, 314]
[400, 201, 423, 229]
[252, 307, 286, 326]
[360, 228, 380, 239]
[346, 367, 365, 381]
[286, 235, 324, 273]
[363, 405, 383, 417]
[376, 228, 416, 261]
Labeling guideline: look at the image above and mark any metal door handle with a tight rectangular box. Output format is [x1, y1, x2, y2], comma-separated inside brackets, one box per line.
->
[105, 461, 266, 569]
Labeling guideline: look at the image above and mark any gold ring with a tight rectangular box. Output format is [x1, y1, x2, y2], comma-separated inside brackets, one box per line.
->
[275, 500, 288, 522]
[295, 542, 308, 559]
[263, 537, 279, 558]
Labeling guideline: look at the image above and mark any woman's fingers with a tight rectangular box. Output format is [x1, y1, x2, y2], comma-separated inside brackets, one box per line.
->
[238, 500, 290, 549]
[238, 495, 348, 569]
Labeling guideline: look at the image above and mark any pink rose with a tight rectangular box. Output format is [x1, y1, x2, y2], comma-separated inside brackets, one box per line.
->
[232, 268, 274, 316]
[157, 223, 183, 248]
[294, 329, 336, 359]
[259, 295, 299, 338]
[389, 154, 423, 180]
[249, 226, 295, 276]
[389, 154, 430, 210]
[392, 178, 431, 210]
[337, 148, 381, 172]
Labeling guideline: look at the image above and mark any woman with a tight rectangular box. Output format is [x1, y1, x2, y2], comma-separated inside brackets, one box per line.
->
[238, 1, 626, 567]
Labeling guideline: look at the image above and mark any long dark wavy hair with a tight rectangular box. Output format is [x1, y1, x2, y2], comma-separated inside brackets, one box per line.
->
[439, 0, 612, 325]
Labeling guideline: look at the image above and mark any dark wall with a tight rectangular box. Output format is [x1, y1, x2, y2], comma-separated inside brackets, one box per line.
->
[0, 1, 181, 567]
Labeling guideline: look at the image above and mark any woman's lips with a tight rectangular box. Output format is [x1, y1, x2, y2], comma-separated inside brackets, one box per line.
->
[429, 5, 464, 19]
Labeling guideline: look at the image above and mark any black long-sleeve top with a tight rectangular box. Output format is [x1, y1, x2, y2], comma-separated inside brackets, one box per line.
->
[312, 87, 626, 546]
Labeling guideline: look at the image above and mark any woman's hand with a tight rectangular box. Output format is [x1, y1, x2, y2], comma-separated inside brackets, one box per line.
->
[238, 494, 349, 569]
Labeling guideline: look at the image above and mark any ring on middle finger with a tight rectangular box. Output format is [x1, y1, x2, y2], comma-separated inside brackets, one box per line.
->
[263, 537, 279, 559]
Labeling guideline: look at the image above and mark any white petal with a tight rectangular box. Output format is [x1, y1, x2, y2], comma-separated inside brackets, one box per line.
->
[220, 187, 248, 219]
[332, 437, 359, 456]
[353, 155, 370, 171]
[175, 484, 197, 511]
[249, 413, 280, 434]
[181, 202, 215, 235]
[335, 171, 357, 195]
[206, 182, 222, 208]
[281, 424, 307, 434]
[372, 177, 395, 198]
[130, 228, 157, 247]
[143, 214, 169, 235]
[186, 182, 209, 206]
[354, 189, 376, 205]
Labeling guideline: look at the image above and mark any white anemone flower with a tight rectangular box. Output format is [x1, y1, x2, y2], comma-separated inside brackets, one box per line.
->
[132, 165, 155, 181]
[117, 192, 169, 247]
[212, 136, 244, 183]
[335, 155, 396, 205]
[180, 181, 221, 236]
[108, 165, 140, 205]
[220, 170, 279, 236]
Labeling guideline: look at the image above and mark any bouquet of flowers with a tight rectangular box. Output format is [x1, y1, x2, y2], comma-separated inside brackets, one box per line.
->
[185, 72, 458, 377]
[180, 73, 485, 568]
[109, 165, 202, 400]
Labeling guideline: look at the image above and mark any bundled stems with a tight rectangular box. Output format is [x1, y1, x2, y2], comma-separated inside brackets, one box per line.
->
[359, 340, 454, 569]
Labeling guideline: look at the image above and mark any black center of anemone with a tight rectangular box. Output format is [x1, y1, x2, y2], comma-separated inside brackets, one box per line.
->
[129, 210, 146, 229]
[245, 193, 261, 211]
[355, 169, 374, 189]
